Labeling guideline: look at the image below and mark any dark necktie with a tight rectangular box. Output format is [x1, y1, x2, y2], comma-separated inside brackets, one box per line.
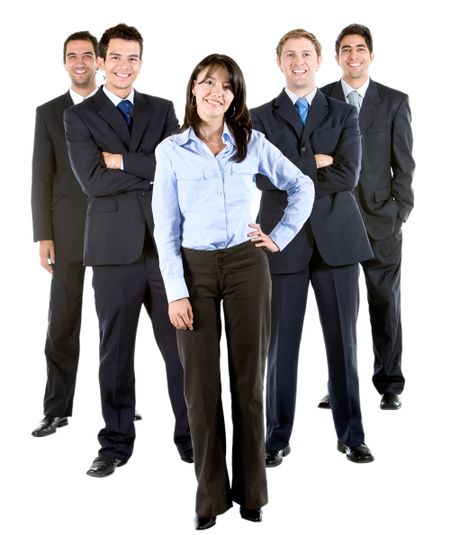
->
[117, 99, 133, 127]
[295, 97, 309, 125]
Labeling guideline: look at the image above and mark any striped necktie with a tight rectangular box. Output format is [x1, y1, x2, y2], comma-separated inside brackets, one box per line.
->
[295, 97, 309, 125]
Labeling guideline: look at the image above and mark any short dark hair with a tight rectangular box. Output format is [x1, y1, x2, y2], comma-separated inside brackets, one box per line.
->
[99, 23, 143, 59]
[276, 29, 322, 58]
[182, 53, 252, 163]
[335, 24, 373, 54]
[63, 31, 98, 62]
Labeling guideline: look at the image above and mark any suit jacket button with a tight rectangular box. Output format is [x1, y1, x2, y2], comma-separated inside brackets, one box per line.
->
[141, 192, 147, 197]
[301, 147, 306, 152]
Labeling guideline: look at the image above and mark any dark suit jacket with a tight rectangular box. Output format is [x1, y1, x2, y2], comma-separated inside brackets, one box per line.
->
[251, 89, 373, 274]
[64, 87, 178, 266]
[32, 92, 87, 261]
[321, 79, 415, 240]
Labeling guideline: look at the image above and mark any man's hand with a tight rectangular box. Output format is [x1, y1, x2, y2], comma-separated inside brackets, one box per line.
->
[39, 240, 55, 274]
[248, 223, 279, 252]
[169, 298, 194, 331]
[314, 154, 334, 169]
[102, 152, 122, 169]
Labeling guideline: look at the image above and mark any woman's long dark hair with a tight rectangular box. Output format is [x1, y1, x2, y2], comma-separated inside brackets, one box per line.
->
[182, 53, 252, 163]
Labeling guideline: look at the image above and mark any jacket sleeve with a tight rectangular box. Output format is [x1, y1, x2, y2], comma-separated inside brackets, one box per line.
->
[390, 95, 415, 221]
[122, 101, 179, 180]
[315, 105, 362, 198]
[64, 106, 149, 197]
[31, 107, 55, 242]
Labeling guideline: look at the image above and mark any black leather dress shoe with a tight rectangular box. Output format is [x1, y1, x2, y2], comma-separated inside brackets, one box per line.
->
[318, 394, 331, 409]
[265, 445, 291, 467]
[134, 411, 143, 421]
[194, 514, 216, 530]
[86, 456, 126, 478]
[337, 441, 374, 463]
[380, 393, 402, 410]
[31, 416, 68, 437]
[240, 506, 262, 522]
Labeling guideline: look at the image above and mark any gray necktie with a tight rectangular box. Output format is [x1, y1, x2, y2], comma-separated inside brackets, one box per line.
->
[347, 90, 362, 113]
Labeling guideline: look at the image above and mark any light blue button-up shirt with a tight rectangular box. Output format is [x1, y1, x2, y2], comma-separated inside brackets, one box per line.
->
[152, 124, 314, 302]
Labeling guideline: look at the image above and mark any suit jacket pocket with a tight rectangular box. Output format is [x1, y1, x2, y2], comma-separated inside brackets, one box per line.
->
[87, 198, 118, 215]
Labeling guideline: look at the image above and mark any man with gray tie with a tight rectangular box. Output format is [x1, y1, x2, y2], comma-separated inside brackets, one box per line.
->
[320, 23, 415, 411]
[251, 28, 374, 466]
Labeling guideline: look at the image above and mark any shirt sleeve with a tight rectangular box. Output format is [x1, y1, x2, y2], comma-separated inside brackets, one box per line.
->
[255, 133, 315, 250]
[152, 141, 189, 303]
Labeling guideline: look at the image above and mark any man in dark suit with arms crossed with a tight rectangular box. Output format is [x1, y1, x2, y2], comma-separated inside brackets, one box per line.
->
[251, 28, 374, 465]
[31, 31, 99, 437]
[64, 23, 191, 477]
[319, 24, 415, 410]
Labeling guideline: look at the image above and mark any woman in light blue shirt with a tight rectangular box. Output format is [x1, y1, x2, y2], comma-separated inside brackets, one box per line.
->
[152, 54, 314, 530]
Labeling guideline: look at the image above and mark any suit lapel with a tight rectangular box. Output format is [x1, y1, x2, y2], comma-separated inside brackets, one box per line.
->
[61, 91, 74, 109]
[93, 88, 131, 146]
[130, 90, 152, 151]
[359, 79, 380, 133]
[328, 82, 346, 102]
[302, 90, 329, 140]
[273, 90, 304, 139]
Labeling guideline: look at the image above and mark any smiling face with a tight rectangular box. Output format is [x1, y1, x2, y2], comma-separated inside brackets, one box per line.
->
[277, 37, 321, 96]
[192, 65, 234, 123]
[64, 39, 98, 91]
[336, 34, 374, 87]
[100, 38, 142, 98]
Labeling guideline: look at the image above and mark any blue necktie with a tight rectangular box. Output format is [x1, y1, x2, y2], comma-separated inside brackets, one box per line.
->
[117, 99, 133, 127]
[295, 97, 309, 125]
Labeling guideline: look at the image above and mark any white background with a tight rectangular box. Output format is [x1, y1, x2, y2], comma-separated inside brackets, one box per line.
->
[1, 0, 448, 533]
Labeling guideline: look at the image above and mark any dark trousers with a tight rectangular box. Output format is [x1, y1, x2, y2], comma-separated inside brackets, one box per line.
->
[177, 242, 269, 517]
[44, 260, 85, 416]
[92, 253, 190, 462]
[266, 247, 365, 450]
[363, 230, 404, 394]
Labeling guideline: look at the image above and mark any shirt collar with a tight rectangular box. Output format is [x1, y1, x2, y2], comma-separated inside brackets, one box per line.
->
[177, 122, 235, 147]
[69, 86, 98, 105]
[340, 78, 370, 99]
[102, 85, 135, 106]
[284, 87, 317, 107]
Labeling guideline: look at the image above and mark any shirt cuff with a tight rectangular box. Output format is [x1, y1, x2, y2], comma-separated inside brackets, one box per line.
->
[165, 276, 190, 304]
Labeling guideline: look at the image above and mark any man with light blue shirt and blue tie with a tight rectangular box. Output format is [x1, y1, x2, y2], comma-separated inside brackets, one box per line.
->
[250, 28, 375, 467]
[64, 23, 191, 478]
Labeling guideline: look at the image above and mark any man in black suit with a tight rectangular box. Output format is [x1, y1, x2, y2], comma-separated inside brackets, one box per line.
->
[64, 23, 191, 477]
[251, 29, 374, 465]
[31, 31, 100, 438]
[319, 24, 415, 411]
